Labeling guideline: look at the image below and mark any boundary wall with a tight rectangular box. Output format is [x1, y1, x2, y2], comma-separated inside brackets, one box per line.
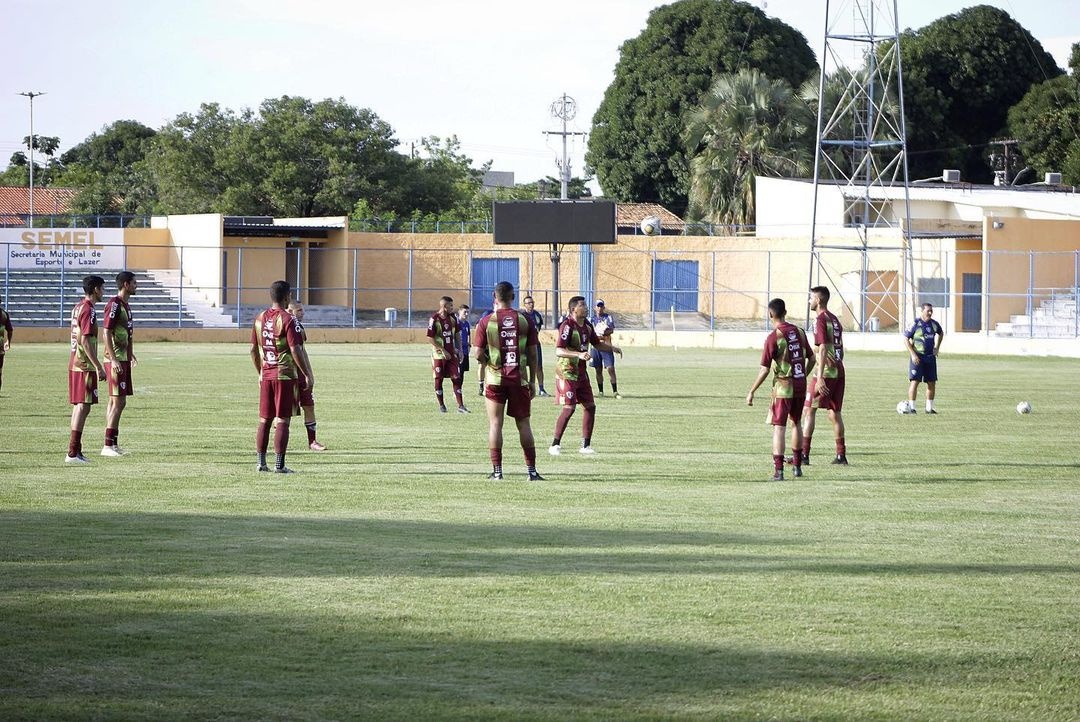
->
[14, 327, 1080, 358]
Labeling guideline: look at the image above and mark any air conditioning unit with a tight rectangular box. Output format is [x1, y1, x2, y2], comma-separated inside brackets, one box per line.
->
[1045, 172, 1062, 185]
[942, 169, 961, 183]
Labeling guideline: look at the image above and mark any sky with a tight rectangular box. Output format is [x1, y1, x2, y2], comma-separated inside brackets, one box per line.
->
[2, 0, 1076, 195]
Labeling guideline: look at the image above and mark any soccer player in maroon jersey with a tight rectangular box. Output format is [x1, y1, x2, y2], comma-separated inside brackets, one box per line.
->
[472, 281, 542, 480]
[66, 275, 107, 464]
[0, 302, 12, 394]
[288, 301, 327, 451]
[250, 281, 314, 473]
[549, 295, 622, 456]
[801, 286, 848, 465]
[427, 296, 467, 413]
[101, 271, 138, 457]
[747, 298, 814, 481]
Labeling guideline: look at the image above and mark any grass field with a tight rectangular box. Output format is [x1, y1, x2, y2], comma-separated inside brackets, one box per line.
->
[0, 342, 1078, 721]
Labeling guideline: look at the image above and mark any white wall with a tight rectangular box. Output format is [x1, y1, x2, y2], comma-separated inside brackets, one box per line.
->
[166, 214, 224, 306]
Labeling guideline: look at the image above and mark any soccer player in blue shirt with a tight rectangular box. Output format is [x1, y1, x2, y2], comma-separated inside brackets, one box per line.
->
[902, 303, 944, 414]
[522, 295, 549, 396]
[457, 305, 472, 386]
[589, 299, 620, 398]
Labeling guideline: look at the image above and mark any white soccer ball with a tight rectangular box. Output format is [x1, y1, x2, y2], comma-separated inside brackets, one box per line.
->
[1016, 401, 1032, 415]
[640, 215, 661, 236]
[896, 401, 909, 415]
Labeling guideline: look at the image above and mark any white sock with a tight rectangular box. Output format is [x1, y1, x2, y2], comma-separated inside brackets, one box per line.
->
[926, 399, 935, 412]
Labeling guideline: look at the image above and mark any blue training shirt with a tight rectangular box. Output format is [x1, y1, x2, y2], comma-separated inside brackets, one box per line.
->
[905, 318, 942, 356]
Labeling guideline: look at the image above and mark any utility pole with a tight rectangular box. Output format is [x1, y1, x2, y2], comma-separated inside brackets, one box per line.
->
[988, 139, 1019, 186]
[17, 91, 46, 227]
[541, 94, 588, 326]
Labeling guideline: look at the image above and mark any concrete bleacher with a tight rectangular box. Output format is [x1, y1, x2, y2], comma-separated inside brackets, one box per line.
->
[994, 293, 1080, 338]
[1, 269, 208, 327]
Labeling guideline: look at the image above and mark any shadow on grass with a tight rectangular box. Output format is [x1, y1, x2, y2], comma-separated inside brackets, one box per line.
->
[0, 603, 1062, 721]
[1, 512, 1075, 582]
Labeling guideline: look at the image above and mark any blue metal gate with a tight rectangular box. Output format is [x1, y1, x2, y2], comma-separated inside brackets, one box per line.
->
[961, 273, 982, 331]
[471, 258, 520, 313]
[651, 259, 699, 312]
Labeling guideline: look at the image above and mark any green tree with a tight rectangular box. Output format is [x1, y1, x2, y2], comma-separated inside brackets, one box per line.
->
[898, 5, 1063, 183]
[144, 102, 246, 214]
[586, 0, 816, 215]
[0, 135, 63, 187]
[59, 120, 158, 214]
[684, 68, 812, 228]
[1007, 42, 1080, 185]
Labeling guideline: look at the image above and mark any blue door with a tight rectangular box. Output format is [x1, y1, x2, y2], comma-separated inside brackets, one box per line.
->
[652, 259, 698, 312]
[471, 258, 520, 313]
[962, 273, 981, 331]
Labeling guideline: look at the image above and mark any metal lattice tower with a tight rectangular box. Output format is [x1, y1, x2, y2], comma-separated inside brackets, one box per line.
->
[808, 0, 914, 331]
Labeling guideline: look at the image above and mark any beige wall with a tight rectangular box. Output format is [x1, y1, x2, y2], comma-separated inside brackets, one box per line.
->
[982, 217, 1080, 327]
[163, 214, 224, 305]
[123, 228, 175, 269]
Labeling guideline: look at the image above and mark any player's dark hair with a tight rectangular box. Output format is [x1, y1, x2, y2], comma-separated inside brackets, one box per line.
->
[441, 296, 453, 304]
[83, 275, 105, 295]
[768, 298, 787, 319]
[523, 295, 533, 303]
[115, 270, 136, 289]
[567, 295, 585, 311]
[810, 286, 830, 305]
[270, 280, 291, 305]
[460, 304, 469, 311]
[494, 281, 514, 302]
[921, 302, 933, 310]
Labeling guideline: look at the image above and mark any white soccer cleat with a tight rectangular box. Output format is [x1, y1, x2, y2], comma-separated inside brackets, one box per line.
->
[579, 446, 596, 455]
[548, 444, 561, 456]
[100, 445, 125, 457]
[65, 454, 90, 464]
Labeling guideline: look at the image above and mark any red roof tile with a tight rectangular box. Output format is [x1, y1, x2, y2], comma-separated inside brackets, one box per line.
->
[616, 202, 684, 229]
[0, 186, 77, 224]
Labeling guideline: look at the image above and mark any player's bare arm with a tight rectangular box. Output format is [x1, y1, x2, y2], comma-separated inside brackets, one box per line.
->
[746, 365, 770, 406]
[292, 344, 314, 390]
[250, 343, 262, 377]
[82, 333, 106, 381]
[595, 338, 623, 357]
[814, 344, 829, 395]
[527, 346, 538, 396]
[105, 329, 124, 378]
[906, 337, 920, 364]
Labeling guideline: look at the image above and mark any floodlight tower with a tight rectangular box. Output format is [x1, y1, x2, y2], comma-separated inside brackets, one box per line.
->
[807, 0, 914, 332]
[542, 94, 588, 323]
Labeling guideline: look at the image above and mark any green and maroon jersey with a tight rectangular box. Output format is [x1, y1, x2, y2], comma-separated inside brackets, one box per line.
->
[555, 317, 601, 382]
[0, 307, 11, 354]
[761, 321, 811, 399]
[251, 307, 303, 381]
[69, 298, 98, 372]
[427, 311, 459, 360]
[813, 310, 845, 379]
[103, 295, 134, 362]
[473, 308, 538, 386]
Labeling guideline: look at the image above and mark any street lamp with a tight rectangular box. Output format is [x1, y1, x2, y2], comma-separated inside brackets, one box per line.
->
[16, 91, 46, 227]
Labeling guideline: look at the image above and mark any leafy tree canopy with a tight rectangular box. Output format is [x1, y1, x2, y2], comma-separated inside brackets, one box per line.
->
[898, 5, 1063, 182]
[1008, 43, 1080, 185]
[586, 0, 817, 215]
[58, 120, 157, 215]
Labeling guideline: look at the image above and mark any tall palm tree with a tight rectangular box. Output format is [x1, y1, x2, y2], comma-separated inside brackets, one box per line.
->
[684, 68, 813, 230]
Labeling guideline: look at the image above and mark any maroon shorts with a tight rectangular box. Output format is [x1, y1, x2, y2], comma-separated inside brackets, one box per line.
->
[485, 382, 532, 419]
[770, 389, 806, 426]
[433, 357, 460, 384]
[69, 369, 99, 405]
[806, 376, 845, 412]
[555, 376, 595, 407]
[259, 378, 299, 419]
[297, 372, 314, 407]
[106, 360, 133, 397]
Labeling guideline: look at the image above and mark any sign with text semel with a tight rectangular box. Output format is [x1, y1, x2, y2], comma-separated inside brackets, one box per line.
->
[493, 200, 616, 245]
[2, 229, 126, 270]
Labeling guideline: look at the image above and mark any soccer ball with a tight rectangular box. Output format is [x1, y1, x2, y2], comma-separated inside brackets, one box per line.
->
[896, 401, 909, 415]
[640, 215, 661, 236]
[1016, 401, 1032, 415]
